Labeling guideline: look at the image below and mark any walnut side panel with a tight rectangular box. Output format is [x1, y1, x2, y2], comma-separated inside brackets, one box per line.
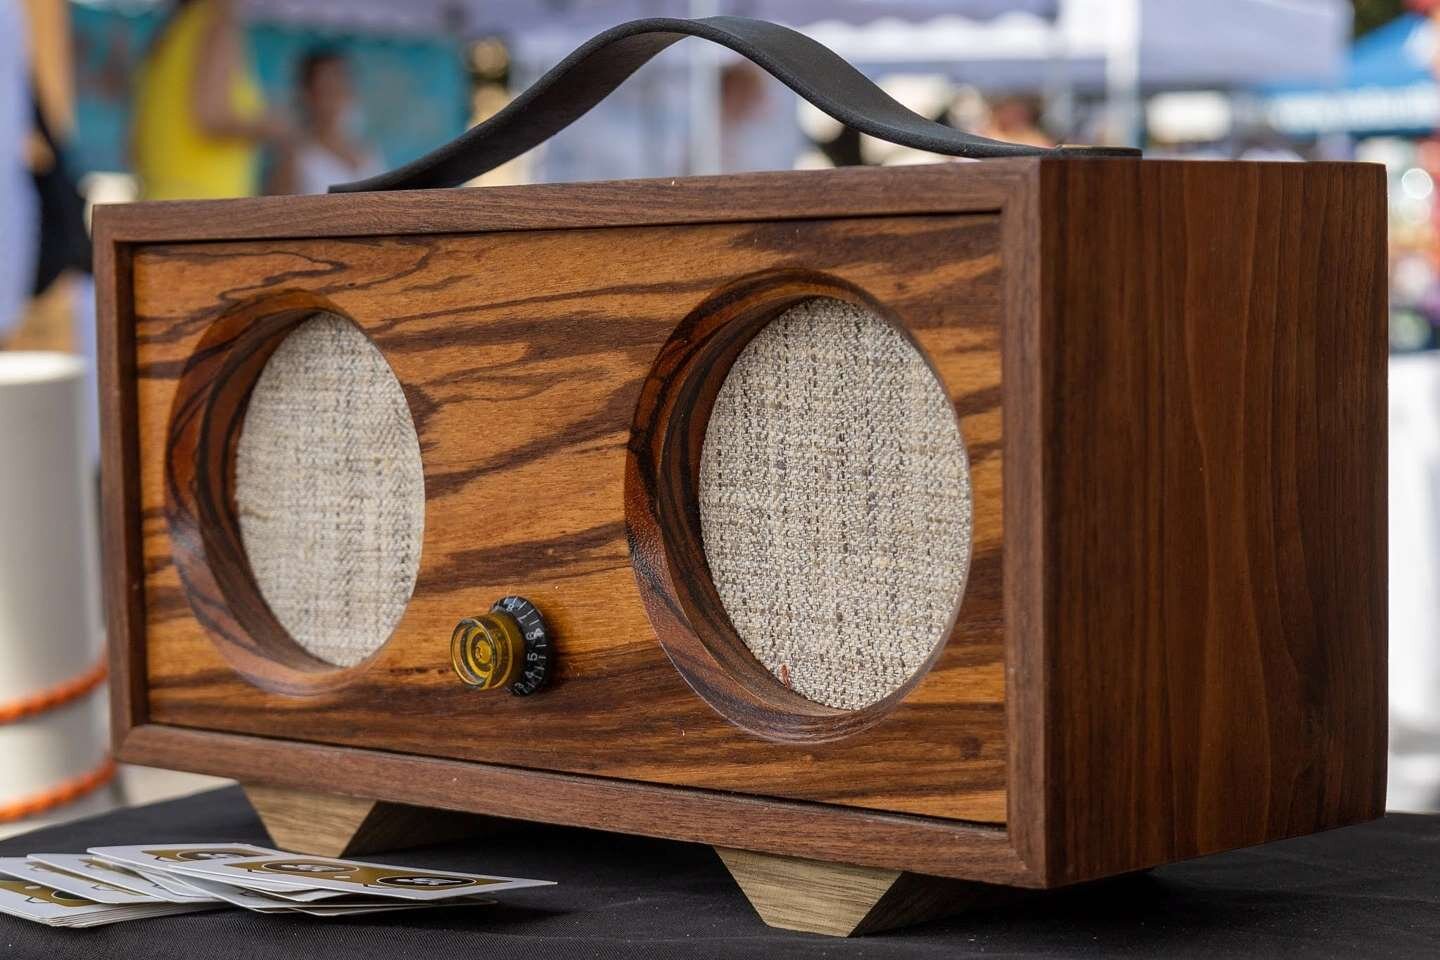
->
[1039, 159, 1388, 882]
[131, 215, 1009, 823]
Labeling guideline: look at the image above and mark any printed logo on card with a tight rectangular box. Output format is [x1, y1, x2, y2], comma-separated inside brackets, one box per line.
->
[141, 848, 268, 863]
[0, 880, 96, 908]
[246, 860, 494, 889]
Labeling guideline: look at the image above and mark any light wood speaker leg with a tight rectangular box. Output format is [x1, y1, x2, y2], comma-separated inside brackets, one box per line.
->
[243, 783, 486, 858]
[716, 847, 1014, 937]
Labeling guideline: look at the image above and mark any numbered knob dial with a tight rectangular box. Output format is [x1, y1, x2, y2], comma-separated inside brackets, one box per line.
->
[449, 597, 553, 696]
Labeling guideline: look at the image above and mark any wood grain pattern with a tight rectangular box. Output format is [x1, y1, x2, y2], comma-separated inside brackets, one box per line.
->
[91, 163, 1026, 244]
[120, 724, 1032, 883]
[716, 847, 1009, 936]
[627, 271, 981, 742]
[94, 159, 1388, 890]
[96, 237, 147, 745]
[1030, 159, 1388, 883]
[997, 160, 1048, 879]
[131, 214, 1009, 822]
[165, 292, 359, 687]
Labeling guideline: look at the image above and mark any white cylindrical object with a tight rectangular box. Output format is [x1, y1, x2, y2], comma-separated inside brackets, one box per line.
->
[1388, 353, 1440, 812]
[0, 352, 108, 812]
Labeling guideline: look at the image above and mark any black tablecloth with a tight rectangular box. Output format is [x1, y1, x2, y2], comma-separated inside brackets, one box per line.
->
[1, 786, 1435, 958]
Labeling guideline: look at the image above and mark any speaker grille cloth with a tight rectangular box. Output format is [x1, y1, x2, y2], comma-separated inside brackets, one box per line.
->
[698, 298, 972, 710]
[235, 313, 425, 667]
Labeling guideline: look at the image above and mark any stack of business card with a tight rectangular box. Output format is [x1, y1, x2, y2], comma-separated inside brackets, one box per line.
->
[0, 843, 553, 928]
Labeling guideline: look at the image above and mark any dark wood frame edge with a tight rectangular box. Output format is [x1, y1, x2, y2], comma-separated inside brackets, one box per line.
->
[91, 161, 1028, 242]
[998, 164, 1047, 880]
[96, 219, 147, 743]
[119, 723, 1038, 885]
[96, 159, 1058, 886]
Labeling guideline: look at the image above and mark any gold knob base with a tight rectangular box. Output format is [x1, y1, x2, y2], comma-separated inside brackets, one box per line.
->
[450, 612, 525, 691]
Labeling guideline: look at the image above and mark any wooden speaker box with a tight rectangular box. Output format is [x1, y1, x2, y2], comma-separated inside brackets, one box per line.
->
[96, 18, 1387, 937]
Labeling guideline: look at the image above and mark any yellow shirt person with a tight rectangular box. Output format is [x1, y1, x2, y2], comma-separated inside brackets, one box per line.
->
[132, 0, 286, 200]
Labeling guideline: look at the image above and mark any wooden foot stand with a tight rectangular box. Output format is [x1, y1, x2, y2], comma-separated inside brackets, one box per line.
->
[715, 847, 1016, 937]
[246, 785, 1007, 937]
[243, 784, 488, 859]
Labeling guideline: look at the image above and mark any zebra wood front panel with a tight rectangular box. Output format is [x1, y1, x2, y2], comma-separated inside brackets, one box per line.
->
[130, 215, 1008, 823]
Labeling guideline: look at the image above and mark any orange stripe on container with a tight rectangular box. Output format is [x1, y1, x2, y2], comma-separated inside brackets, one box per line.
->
[0, 660, 108, 724]
[0, 756, 116, 823]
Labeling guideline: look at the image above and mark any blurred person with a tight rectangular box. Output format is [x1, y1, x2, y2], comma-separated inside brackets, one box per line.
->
[0, 0, 36, 343]
[977, 96, 1053, 150]
[718, 60, 802, 174]
[19, 0, 89, 310]
[947, 85, 988, 136]
[131, 0, 290, 200]
[6, 0, 88, 349]
[267, 48, 384, 195]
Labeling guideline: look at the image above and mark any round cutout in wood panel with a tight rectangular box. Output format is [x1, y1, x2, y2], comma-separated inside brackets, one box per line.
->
[697, 297, 972, 710]
[233, 313, 425, 668]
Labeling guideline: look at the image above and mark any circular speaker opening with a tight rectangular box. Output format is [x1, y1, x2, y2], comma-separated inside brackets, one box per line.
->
[696, 298, 972, 711]
[233, 313, 425, 668]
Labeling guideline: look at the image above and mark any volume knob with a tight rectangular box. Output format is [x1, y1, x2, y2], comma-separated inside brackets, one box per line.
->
[449, 596, 553, 696]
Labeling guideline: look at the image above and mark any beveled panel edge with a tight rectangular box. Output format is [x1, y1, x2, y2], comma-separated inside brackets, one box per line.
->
[96, 228, 148, 748]
[998, 159, 1048, 882]
[92, 161, 1032, 243]
[118, 723, 1040, 886]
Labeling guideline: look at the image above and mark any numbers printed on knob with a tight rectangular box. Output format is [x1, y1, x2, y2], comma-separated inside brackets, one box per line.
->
[495, 596, 552, 696]
[448, 597, 553, 696]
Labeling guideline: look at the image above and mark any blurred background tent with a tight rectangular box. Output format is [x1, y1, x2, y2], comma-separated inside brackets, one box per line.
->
[67, 0, 1350, 186]
[1266, 11, 1438, 138]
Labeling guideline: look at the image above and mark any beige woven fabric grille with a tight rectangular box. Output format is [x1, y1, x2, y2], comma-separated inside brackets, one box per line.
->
[234, 313, 425, 667]
[698, 298, 972, 710]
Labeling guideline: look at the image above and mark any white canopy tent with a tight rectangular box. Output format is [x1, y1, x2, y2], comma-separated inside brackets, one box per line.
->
[92, 0, 1347, 99]
[236, 0, 1059, 38]
[485, 0, 1348, 160]
[801, 0, 1348, 88]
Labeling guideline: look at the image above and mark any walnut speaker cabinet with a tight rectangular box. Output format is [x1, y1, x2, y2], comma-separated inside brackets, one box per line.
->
[95, 18, 1387, 938]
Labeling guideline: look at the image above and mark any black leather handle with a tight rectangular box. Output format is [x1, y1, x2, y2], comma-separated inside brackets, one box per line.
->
[331, 16, 1137, 193]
